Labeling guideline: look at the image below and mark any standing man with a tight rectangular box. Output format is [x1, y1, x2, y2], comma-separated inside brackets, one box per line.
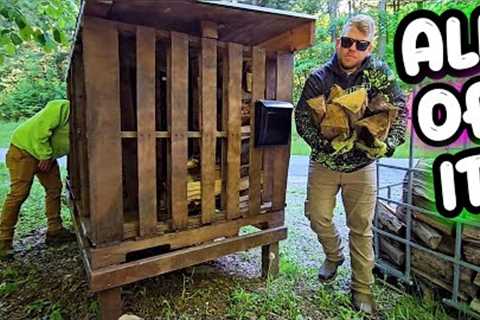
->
[295, 15, 407, 315]
[0, 99, 73, 259]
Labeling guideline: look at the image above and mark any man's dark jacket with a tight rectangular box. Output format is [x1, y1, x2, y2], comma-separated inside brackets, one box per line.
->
[295, 54, 407, 173]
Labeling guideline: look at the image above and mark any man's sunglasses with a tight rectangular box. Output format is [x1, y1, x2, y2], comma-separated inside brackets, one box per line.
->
[340, 36, 370, 51]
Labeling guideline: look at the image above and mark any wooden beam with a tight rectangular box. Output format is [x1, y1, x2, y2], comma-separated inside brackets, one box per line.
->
[168, 31, 189, 230]
[248, 47, 266, 216]
[98, 287, 122, 320]
[262, 57, 277, 204]
[200, 21, 218, 39]
[272, 53, 293, 211]
[90, 227, 287, 292]
[262, 241, 279, 278]
[70, 48, 91, 219]
[200, 28, 217, 224]
[259, 22, 315, 53]
[136, 26, 157, 237]
[224, 43, 243, 220]
[82, 17, 124, 244]
[92, 211, 283, 257]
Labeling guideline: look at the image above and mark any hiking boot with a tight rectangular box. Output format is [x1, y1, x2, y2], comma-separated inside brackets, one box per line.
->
[318, 257, 345, 283]
[46, 228, 75, 245]
[352, 291, 378, 317]
[0, 239, 13, 260]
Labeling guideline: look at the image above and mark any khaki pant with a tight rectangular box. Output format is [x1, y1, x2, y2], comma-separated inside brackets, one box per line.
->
[306, 160, 377, 295]
[0, 145, 63, 242]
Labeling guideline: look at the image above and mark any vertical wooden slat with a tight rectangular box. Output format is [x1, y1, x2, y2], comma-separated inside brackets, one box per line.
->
[248, 47, 266, 216]
[262, 57, 277, 205]
[137, 26, 157, 237]
[71, 49, 90, 218]
[272, 53, 293, 211]
[200, 26, 217, 224]
[83, 17, 123, 244]
[67, 62, 79, 198]
[224, 43, 243, 220]
[168, 32, 189, 230]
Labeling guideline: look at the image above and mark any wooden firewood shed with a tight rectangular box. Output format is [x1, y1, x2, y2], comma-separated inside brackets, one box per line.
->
[66, 0, 315, 318]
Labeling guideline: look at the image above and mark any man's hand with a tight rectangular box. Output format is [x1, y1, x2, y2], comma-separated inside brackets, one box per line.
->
[38, 159, 54, 172]
[356, 139, 387, 159]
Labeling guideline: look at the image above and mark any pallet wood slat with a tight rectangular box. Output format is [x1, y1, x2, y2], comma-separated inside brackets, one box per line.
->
[224, 42, 243, 220]
[90, 226, 287, 291]
[92, 211, 283, 258]
[73, 49, 91, 219]
[248, 47, 266, 216]
[200, 24, 218, 224]
[83, 17, 124, 244]
[272, 53, 293, 211]
[262, 57, 277, 204]
[168, 31, 189, 230]
[136, 26, 158, 237]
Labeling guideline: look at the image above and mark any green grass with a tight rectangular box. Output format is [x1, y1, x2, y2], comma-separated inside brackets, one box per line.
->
[225, 257, 451, 320]
[0, 121, 20, 148]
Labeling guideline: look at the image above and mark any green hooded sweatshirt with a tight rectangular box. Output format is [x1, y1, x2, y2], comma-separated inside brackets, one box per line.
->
[11, 99, 70, 160]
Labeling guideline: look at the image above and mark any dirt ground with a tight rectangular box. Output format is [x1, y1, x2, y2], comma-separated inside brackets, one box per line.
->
[0, 159, 452, 320]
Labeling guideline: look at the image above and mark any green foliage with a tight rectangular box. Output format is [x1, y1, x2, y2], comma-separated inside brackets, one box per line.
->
[0, 47, 66, 120]
[0, 0, 78, 62]
[0, 121, 20, 147]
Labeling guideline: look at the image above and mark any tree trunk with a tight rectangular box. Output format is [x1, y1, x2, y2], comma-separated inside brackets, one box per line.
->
[328, 0, 338, 43]
[377, 0, 387, 58]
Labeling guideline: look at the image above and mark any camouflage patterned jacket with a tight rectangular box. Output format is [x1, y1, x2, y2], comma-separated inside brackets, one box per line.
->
[294, 54, 407, 173]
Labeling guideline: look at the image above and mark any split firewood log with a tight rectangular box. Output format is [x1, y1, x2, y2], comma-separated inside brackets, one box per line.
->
[307, 95, 326, 125]
[320, 103, 350, 140]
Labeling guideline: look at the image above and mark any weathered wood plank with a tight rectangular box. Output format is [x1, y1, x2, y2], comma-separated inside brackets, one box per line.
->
[93, 211, 283, 261]
[224, 43, 243, 220]
[248, 47, 266, 216]
[136, 26, 157, 237]
[72, 49, 90, 218]
[168, 31, 189, 230]
[200, 20, 218, 39]
[90, 227, 287, 292]
[83, 17, 123, 244]
[259, 22, 315, 53]
[98, 287, 122, 320]
[262, 57, 277, 204]
[67, 65, 79, 201]
[262, 241, 279, 278]
[200, 27, 217, 224]
[272, 53, 293, 211]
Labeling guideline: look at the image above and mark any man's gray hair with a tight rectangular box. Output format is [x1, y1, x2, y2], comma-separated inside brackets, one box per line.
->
[342, 14, 376, 41]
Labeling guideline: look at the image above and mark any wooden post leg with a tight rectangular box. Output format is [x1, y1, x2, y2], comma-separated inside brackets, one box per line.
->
[262, 241, 279, 278]
[98, 287, 122, 320]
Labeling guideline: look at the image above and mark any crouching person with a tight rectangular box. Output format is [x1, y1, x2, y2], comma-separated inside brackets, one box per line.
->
[0, 99, 74, 259]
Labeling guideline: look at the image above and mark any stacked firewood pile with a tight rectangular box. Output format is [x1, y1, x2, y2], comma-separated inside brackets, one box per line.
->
[376, 160, 480, 310]
[307, 86, 398, 157]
